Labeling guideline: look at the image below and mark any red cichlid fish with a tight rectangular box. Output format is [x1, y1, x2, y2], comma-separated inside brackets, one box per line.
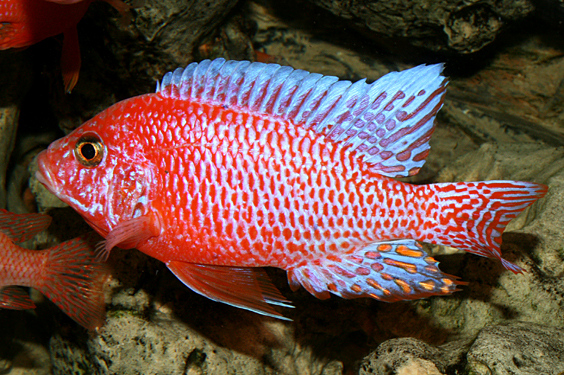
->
[0, 0, 129, 92]
[0, 209, 107, 329]
[36, 59, 548, 319]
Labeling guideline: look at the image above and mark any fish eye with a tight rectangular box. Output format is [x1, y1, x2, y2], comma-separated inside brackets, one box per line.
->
[74, 136, 104, 167]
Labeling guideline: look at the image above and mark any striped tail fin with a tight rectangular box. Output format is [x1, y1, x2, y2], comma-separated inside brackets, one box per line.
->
[426, 181, 547, 273]
[39, 235, 109, 329]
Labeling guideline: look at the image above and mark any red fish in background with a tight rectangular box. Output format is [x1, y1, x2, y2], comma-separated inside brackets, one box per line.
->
[0, 209, 108, 329]
[36, 59, 547, 319]
[0, 0, 129, 92]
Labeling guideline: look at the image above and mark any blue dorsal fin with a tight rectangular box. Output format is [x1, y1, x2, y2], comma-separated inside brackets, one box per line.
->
[157, 59, 448, 177]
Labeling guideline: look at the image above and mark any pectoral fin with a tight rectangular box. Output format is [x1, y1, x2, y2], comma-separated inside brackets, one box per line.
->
[167, 261, 293, 320]
[99, 214, 161, 260]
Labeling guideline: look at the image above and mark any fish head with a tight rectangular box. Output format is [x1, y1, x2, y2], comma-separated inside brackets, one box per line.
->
[36, 100, 155, 237]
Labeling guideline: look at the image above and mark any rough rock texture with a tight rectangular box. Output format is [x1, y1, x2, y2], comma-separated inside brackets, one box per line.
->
[0, 53, 32, 209]
[359, 337, 470, 374]
[466, 322, 564, 374]
[360, 322, 564, 374]
[303, 0, 534, 53]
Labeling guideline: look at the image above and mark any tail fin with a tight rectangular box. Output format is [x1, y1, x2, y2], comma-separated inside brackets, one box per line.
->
[39, 235, 108, 330]
[428, 181, 548, 273]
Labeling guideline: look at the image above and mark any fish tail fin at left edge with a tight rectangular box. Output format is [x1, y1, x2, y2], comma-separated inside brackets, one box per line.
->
[287, 239, 464, 302]
[39, 234, 109, 330]
[426, 181, 548, 273]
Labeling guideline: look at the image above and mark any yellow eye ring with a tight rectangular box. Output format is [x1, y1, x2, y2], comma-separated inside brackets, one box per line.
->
[74, 136, 104, 167]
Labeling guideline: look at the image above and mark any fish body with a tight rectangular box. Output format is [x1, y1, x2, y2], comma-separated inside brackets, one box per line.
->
[0, 209, 107, 329]
[36, 59, 547, 318]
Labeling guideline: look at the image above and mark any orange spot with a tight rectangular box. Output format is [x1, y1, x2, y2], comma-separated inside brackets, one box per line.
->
[328, 243, 338, 252]
[327, 254, 341, 262]
[424, 256, 437, 264]
[341, 241, 350, 249]
[365, 251, 381, 259]
[249, 227, 258, 241]
[328, 283, 338, 292]
[368, 292, 382, 300]
[383, 259, 417, 274]
[442, 278, 454, 286]
[378, 244, 392, 252]
[371, 263, 384, 272]
[425, 266, 439, 273]
[440, 286, 451, 294]
[381, 273, 393, 281]
[394, 279, 412, 294]
[396, 245, 424, 258]
[283, 228, 292, 241]
[273, 227, 281, 237]
[355, 267, 370, 276]
[351, 284, 363, 293]
[419, 281, 435, 291]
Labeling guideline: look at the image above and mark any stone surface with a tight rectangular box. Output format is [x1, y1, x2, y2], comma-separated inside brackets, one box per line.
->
[0, 53, 32, 209]
[303, 0, 534, 53]
[466, 322, 564, 374]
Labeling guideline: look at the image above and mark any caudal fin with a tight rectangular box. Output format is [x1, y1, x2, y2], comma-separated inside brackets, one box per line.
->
[39, 235, 108, 329]
[428, 181, 548, 273]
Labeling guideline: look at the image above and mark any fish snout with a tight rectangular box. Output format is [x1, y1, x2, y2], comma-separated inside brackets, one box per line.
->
[35, 150, 60, 195]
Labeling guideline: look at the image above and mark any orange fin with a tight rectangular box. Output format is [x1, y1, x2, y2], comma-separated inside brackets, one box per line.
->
[41, 235, 109, 330]
[0, 209, 52, 243]
[0, 286, 36, 310]
[167, 261, 293, 320]
[61, 26, 81, 93]
[287, 240, 464, 302]
[99, 214, 161, 260]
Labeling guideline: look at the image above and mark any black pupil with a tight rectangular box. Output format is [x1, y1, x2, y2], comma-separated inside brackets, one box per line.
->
[81, 143, 96, 160]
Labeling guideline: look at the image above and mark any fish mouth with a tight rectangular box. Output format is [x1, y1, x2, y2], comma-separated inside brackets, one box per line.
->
[35, 151, 60, 195]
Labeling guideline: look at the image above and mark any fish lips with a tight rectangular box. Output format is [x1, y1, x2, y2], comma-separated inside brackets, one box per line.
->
[35, 150, 60, 196]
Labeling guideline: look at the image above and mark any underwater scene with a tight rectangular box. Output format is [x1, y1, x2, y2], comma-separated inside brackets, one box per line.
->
[1, 0, 564, 374]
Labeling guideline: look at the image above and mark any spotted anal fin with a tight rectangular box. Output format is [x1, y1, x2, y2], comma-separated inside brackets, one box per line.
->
[167, 261, 293, 320]
[287, 240, 464, 302]
[99, 214, 161, 261]
[157, 58, 447, 177]
[0, 286, 36, 310]
[0, 209, 52, 243]
[61, 26, 81, 93]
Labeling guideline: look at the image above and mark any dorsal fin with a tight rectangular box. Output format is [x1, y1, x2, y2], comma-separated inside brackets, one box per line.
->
[157, 58, 448, 177]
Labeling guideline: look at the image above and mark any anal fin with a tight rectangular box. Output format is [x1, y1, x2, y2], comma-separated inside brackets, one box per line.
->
[167, 261, 293, 320]
[0, 286, 35, 310]
[287, 239, 464, 302]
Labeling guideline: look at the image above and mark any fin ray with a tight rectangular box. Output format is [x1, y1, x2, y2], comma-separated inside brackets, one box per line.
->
[429, 180, 548, 273]
[0, 209, 52, 243]
[167, 262, 293, 320]
[157, 58, 448, 177]
[0, 286, 36, 310]
[40, 235, 108, 329]
[287, 240, 462, 302]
